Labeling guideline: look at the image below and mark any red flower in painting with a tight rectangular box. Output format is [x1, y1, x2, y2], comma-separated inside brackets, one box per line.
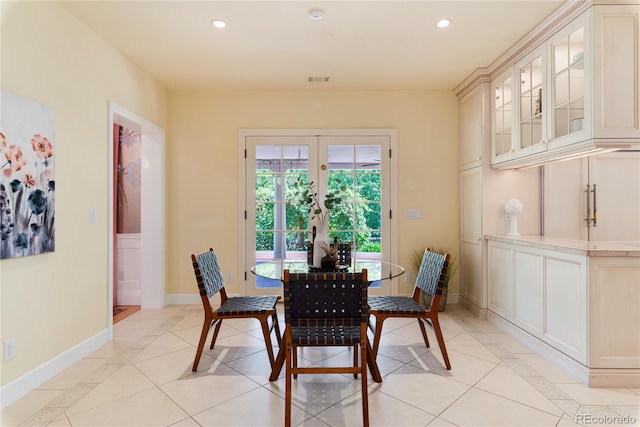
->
[3, 145, 27, 178]
[31, 134, 54, 160]
[0, 132, 6, 150]
[23, 173, 36, 187]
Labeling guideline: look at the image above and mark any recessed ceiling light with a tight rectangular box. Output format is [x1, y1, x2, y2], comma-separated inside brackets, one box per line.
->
[308, 9, 324, 21]
[436, 18, 451, 28]
[211, 19, 227, 29]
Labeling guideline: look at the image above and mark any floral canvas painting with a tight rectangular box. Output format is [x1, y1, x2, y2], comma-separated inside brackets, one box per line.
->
[0, 90, 55, 259]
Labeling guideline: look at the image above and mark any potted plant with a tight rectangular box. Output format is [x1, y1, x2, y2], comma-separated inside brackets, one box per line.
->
[290, 177, 346, 266]
[410, 247, 458, 311]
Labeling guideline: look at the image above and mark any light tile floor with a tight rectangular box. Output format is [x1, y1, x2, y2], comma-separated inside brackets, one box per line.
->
[2, 305, 639, 426]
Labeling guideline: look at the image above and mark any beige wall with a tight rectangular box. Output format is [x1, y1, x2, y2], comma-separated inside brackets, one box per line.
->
[168, 90, 460, 297]
[0, 2, 168, 386]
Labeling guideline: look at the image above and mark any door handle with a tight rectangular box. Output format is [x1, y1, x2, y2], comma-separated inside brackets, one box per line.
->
[592, 184, 597, 227]
[584, 184, 591, 228]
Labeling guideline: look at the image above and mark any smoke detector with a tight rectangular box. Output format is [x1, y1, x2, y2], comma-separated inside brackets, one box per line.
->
[308, 9, 324, 21]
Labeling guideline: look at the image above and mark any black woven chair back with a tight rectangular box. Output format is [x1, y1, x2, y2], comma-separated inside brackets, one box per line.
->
[333, 242, 352, 266]
[283, 271, 368, 327]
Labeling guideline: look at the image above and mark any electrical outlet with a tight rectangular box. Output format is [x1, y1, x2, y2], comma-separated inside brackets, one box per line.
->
[505, 211, 512, 221]
[227, 272, 233, 283]
[404, 272, 411, 283]
[4, 338, 16, 361]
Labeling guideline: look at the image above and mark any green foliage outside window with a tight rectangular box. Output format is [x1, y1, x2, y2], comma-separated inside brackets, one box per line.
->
[255, 171, 382, 252]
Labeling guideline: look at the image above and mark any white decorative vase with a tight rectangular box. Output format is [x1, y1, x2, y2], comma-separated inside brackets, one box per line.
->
[508, 216, 520, 236]
[312, 221, 329, 267]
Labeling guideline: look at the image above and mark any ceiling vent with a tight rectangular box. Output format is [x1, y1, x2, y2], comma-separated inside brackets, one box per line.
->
[307, 76, 330, 83]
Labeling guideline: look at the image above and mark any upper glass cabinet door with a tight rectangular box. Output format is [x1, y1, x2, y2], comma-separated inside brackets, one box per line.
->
[493, 72, 513, 157]
[551, 26, 585, 139]
[519, 55, 544, 149]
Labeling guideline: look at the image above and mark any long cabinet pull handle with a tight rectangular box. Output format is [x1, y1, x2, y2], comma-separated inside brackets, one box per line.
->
[585, 184, 591, 228]
[592, 184, 597, 227]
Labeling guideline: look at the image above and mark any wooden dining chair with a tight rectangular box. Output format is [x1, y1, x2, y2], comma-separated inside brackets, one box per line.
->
[190, 248, 281, 372]
[368, 249, 451, 369]
[283, 269, 370, 427]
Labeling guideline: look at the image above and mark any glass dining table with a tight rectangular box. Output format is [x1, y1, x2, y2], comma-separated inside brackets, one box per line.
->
[251, 259, 405, 383]
[251, 259, 405, 282]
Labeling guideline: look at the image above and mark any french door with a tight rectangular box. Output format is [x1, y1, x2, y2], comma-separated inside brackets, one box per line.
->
[241, 129, 397, 296]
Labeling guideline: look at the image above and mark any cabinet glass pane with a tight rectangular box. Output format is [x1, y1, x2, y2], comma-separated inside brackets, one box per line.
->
[555, 70, 570, 106]
[552, 25, 585, 139]
[569, 27, 584, 68]
[555, 105, 569, 138]
[519, 55, 543, 149]
[554, 40, 569, 75]
[494, 75, 513, 156]
[521, 123, 532, 148]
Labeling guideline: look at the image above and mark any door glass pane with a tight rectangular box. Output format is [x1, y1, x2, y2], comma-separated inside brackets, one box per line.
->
[327, 145, 382, 260]
[254, 144, 309, 289]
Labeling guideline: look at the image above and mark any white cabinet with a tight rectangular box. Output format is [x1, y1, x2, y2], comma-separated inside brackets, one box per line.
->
[460, 167, 484, 311]
[516, 48, 546, 156]
[487, 236, 640, 386]
[590, 4, 640, 142]
[491, 5, 640, 169]
[544, 151, 640, 241]
[488, 240, 587, 364]
[459, 85, 484, 170]
[589, 256, 640, 371]
[545, 13, 588, 150]
[491, 70, 515, 162]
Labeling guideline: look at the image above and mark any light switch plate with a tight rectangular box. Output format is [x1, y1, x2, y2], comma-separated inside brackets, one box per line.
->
[404, 209, 421, 220]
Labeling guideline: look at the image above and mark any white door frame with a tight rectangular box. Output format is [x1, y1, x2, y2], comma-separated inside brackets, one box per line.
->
[108, 102, 166, 337]
[238, 128, 399, 296]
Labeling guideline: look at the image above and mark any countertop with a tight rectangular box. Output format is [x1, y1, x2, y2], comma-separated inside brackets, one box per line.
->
[485, 235, 640, 257]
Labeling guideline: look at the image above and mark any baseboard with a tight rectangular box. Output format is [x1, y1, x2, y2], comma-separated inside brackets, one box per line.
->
[0, 328, 109, 409]
[166, 293, 202, 305]
[459, 295, 488, 319]
[447, 293, 459, 305]
[488, 312, 640, 388]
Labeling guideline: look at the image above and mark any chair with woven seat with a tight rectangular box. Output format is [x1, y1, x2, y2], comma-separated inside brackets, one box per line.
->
[191, 248, 282, 372]
[283, 269, 369, 427]
[368, 249, 451, 370]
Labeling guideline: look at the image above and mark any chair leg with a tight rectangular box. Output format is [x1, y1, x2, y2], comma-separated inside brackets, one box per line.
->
[370, 314, 386, 359]
[430, 314, 451, 370]
[259, 314, 277, 370]
[209, 318, 223, 349]
[418, 317, 431, 348]
[292, 345, 298, 379]
[285, 338, 292, 427]
[271, 312, 282, 346]
[360, 341, 370, 427]
[353, 344, 359, 379]
[193, 316, 212, 372]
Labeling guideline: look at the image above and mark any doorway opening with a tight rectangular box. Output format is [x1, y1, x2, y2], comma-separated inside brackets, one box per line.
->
[108, 103, 166, 334]
[239, 129, 399, 297]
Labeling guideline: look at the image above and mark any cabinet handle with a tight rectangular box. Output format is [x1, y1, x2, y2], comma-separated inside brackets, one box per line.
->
[584, 184, 591, 228]
[592, 184, 597, 227]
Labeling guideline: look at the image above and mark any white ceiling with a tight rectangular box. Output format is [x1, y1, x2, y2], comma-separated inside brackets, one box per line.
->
[59, 0, 565, 91]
